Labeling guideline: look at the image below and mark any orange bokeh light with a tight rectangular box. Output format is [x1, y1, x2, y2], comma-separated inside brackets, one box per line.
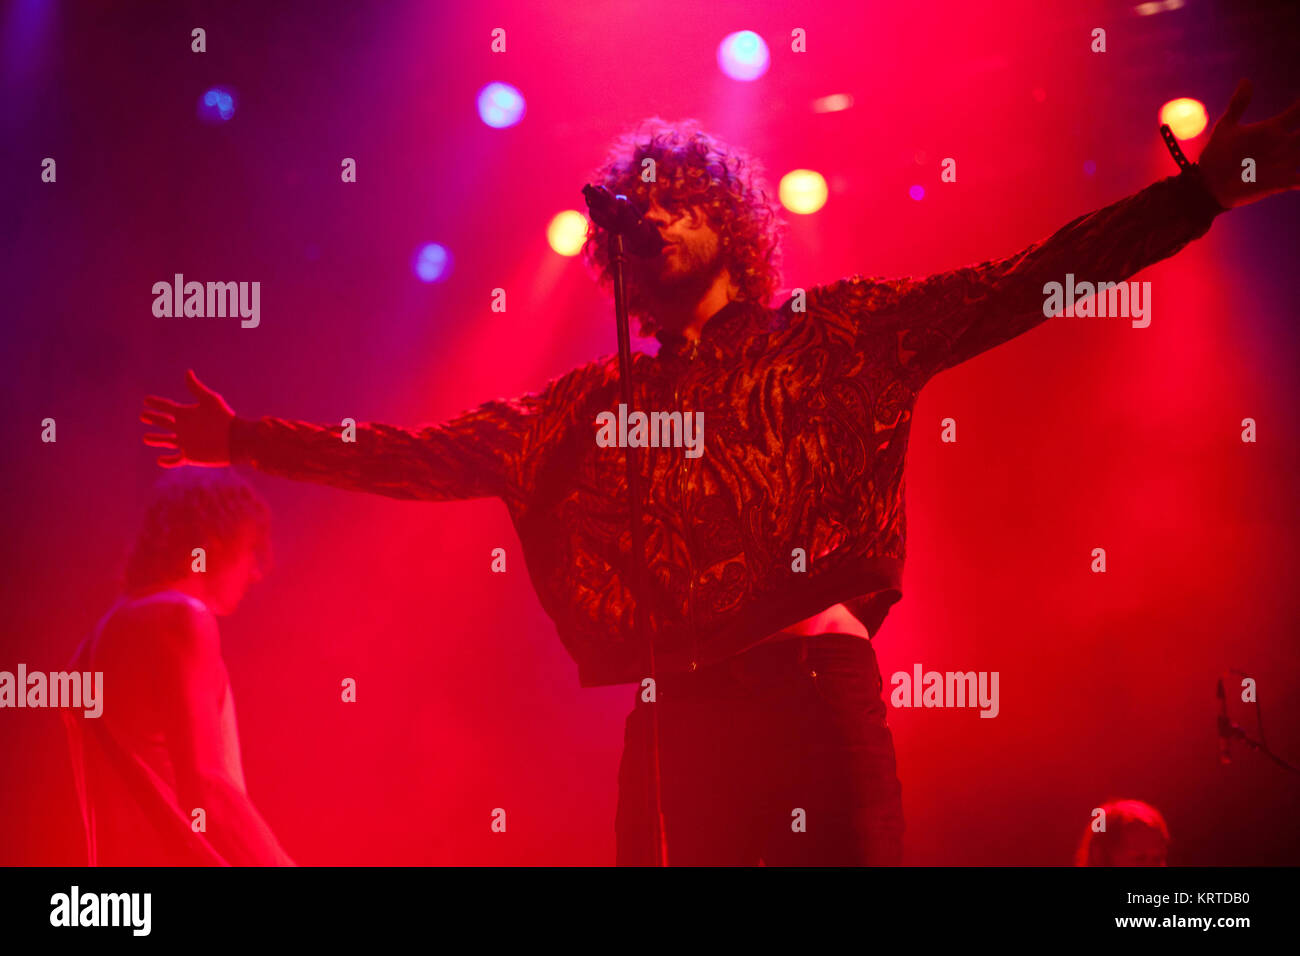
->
[1160, 98, 1208, 140]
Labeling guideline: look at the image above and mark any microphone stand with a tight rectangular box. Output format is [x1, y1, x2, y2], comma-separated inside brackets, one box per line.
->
[1218, 672, 1300, 777]
[1218, 717, 1300, 775]
[583, 185, 669, 866]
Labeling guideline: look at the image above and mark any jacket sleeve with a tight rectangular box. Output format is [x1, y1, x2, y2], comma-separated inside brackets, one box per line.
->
[229, 364, 597, 506]
[808, 166, 1227, 384]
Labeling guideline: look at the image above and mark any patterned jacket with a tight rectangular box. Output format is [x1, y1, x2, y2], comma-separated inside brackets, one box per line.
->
[231, 168, 1225, 686]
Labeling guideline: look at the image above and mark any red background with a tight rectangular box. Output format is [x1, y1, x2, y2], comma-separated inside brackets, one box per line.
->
[2, 0, 1296, 864]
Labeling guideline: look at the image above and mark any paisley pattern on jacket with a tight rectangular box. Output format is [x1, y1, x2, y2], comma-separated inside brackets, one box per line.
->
[231, 169, 1224, 686]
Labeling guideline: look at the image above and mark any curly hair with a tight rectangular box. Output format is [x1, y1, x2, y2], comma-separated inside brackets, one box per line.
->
[582, 118, 782, 336]
[124, 467, 271, 594]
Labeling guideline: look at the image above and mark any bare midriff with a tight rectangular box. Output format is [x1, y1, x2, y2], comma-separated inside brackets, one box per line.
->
[757, 601, 870, 645]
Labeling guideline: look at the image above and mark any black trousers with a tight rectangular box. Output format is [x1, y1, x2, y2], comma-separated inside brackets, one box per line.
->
[615, 633, 904, 865]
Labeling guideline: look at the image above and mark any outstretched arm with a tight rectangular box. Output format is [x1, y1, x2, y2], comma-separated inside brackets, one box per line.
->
[141, 369, 556, 504]
[812, 81, 1298, 383]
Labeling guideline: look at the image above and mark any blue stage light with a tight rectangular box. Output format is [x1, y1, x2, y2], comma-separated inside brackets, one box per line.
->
[197, 86, 237, 123]
[477, 82, 526, 128]
[717, 31, 770, 81]
[413, 243, 452, 283]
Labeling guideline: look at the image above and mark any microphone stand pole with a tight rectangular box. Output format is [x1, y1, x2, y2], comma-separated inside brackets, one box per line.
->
[1218, 672, 1300, 776]
[586, 187, 669, 866]
[1218, 717, 1300, 776]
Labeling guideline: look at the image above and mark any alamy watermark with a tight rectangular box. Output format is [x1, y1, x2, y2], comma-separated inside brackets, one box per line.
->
[595, 403, 704, 458]
[50, 886, 150, 936]
[0, 664, 102, 718]
[890, 663, 999, 718]
[1043, 273, 1151, 328]
[152, 273, 260, 328]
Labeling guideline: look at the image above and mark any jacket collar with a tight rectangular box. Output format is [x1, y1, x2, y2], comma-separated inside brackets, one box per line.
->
[655, 299, 757, 362]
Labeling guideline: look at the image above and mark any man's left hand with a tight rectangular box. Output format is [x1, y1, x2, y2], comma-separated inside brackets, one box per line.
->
[1197, 79, 1300, 209]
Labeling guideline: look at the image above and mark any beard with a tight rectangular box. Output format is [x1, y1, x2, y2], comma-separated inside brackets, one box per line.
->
[632, 240, 723, 318]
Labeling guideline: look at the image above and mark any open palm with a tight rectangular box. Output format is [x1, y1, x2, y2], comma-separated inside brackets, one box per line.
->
[1198, 79, 1300, 209]
[140, 370, 235, 467]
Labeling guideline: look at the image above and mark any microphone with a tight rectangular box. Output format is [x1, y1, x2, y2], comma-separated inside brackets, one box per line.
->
[1217, 678, 1232, 765]
[582, 185, 665, 258]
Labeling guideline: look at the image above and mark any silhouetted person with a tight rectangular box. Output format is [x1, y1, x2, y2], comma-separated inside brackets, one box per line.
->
[64, 468, 294, 865]
[1076, 799, 1169, 866]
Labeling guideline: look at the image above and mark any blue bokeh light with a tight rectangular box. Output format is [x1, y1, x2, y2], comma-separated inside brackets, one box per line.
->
[477, 82, 526, 128]
[197, 86, 237, 123]
[717, 31, 770, 81]
[412, 243, 452, 283]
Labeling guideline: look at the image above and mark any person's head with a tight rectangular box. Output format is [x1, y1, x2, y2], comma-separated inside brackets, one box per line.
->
[1075, 799, 1170, 866]
[124, 467, 271, 615]
[583, 119, 782, 335]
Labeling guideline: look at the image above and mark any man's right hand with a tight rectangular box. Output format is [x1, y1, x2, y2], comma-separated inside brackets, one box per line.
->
[141, 370, 236, 467]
